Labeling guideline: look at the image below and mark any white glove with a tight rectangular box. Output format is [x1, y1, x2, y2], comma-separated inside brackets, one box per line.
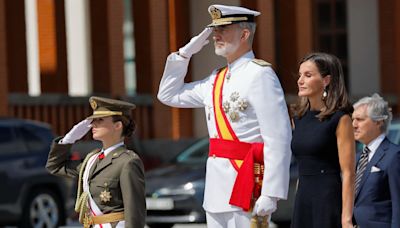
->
[60, 119, 92, 144]
[252, 196, 278, 216]
[178, 27, 212, 58]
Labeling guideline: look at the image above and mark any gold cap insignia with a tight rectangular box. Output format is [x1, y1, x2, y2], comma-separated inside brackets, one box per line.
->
[209, 6, 222, 20]
[90, 99, 97, 110]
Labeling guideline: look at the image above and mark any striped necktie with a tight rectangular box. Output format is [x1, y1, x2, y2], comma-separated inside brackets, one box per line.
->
[355, 146, 371, 194]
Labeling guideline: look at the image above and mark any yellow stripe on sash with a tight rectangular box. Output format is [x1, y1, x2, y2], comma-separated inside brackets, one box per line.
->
[214, 68, 234, 140]
[213, 68, 243, 168]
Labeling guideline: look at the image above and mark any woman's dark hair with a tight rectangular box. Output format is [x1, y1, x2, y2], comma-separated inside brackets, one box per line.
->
[292, 52, 353, 120]
[112, 115, 136, 137]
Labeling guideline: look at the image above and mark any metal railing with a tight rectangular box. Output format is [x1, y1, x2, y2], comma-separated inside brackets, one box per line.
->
[8, 94, 154, 139]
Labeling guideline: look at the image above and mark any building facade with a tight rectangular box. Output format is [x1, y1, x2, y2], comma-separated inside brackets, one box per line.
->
[0, 0, 399, 139]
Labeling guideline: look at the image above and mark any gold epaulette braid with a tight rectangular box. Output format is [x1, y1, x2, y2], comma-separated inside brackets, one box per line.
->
[74, 151, 98, 222]
[77, 192, 89, 223]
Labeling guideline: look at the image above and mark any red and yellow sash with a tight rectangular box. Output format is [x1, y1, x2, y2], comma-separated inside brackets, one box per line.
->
[212, 67, 243, 170]
[210, 67, 264, 211]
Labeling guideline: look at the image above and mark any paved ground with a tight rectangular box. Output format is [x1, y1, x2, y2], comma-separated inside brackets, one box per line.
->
[61, 223, 207, 228]
[61, 221, 286, 228]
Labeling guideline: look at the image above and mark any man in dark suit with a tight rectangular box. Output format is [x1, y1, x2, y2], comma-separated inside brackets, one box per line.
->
[352, 93, 400, 228]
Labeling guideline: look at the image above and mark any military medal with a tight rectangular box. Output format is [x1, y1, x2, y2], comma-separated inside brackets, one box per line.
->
[223, 101, 230, 113]
[238, 98, 248, 111]
[207, 105, 212, 120]
[100, 190, 112, 203]
[226, 72, 231, 81]
[100, 182, 112, 203]
[230, 92, 239, 102]
[229, 111, 239, 122]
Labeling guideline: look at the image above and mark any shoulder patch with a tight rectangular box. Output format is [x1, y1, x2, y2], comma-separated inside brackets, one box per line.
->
[252, 59, 272, 67]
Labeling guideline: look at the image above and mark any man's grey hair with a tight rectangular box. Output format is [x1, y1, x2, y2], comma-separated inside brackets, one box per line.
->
[353, 93, 393, 133]
[238, 22, 256, 45]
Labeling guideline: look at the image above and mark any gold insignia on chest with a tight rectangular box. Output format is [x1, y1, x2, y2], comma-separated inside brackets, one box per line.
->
[222, 92, 249, 122]
[100, 190, 112, 203]
[223, 101, 231, 113]
[229, 111, 239, 122]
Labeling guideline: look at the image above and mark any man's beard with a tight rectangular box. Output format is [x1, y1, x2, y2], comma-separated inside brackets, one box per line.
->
[214, 40, 240, 57]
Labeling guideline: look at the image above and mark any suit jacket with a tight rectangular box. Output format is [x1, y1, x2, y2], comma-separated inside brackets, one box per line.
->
[158, 51, 292, 212]
[46, 138, 146, 228]
[353, 138, 400, 228]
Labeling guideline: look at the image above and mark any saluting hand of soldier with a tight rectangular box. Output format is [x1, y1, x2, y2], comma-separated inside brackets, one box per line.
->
[60, 119, 92, 144]
[179, 27, 212, 58]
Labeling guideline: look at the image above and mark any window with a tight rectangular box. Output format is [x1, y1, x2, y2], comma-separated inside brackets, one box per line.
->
[19, 125, 51, 152]
[0, 126, 26, 155]
[314, 0, 349, 85]
[123, 0, 136, 95]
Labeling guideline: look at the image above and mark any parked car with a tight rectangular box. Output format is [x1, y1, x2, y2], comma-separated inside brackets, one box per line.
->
[145, 138, 298, 228]
[388, 118, 400, 144]
[0, 118, 72, 227]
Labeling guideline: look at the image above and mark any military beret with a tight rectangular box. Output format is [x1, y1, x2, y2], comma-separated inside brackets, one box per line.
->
[207, 4, 261, 27]
[86, 96, 136, 119]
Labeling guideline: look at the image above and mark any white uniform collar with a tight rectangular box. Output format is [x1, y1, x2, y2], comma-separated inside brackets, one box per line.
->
[102, 141, 124, 157]
[227, 51, 254, 72]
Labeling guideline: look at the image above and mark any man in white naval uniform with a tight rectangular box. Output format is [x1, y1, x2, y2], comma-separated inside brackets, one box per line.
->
[158, 4, 292, 228]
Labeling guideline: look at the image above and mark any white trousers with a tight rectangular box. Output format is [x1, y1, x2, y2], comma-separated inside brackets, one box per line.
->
[206, 211, 252, 228]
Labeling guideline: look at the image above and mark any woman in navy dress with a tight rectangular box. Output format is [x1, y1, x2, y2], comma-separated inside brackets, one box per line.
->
[291, 53, 355, 228]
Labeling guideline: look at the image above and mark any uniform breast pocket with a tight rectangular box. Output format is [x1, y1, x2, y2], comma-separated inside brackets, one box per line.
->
[93, 178, 122, 205]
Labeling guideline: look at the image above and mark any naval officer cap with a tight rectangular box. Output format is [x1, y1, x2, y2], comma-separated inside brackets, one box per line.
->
[207, 4, 261, 27]
[86, 96, 136, 119]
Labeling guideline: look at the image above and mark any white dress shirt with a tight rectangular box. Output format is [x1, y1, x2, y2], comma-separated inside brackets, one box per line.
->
[365, 133, 385, 161]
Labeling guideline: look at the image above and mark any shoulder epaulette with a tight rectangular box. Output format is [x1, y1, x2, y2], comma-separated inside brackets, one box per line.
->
[252, 59, 272, 67]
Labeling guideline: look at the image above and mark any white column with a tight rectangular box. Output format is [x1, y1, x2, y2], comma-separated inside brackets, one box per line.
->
[347, 0, 380, 96]
[25, 0, 41, 96]
[65, 0, 92, 96]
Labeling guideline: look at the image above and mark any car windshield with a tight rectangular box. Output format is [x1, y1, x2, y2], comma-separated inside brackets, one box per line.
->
[176, 138, 209, 164]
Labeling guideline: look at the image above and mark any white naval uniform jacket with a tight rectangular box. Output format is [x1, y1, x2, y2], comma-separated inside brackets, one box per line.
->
[158, 51, 292, 213]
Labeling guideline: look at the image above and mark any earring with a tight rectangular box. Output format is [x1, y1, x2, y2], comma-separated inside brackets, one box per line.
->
[322, 89, 327, 100]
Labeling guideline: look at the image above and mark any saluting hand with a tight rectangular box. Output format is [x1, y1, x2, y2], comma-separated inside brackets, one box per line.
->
[179, 27, 212, 58]
[60, 119, 92, 144]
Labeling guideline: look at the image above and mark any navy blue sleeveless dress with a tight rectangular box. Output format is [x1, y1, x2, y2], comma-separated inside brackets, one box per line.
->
[291, 110, 346, 228]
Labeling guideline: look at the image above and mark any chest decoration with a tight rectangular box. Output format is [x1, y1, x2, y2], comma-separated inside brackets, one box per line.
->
[222, 92, 248, 122]
[99, 183, 112, 203]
